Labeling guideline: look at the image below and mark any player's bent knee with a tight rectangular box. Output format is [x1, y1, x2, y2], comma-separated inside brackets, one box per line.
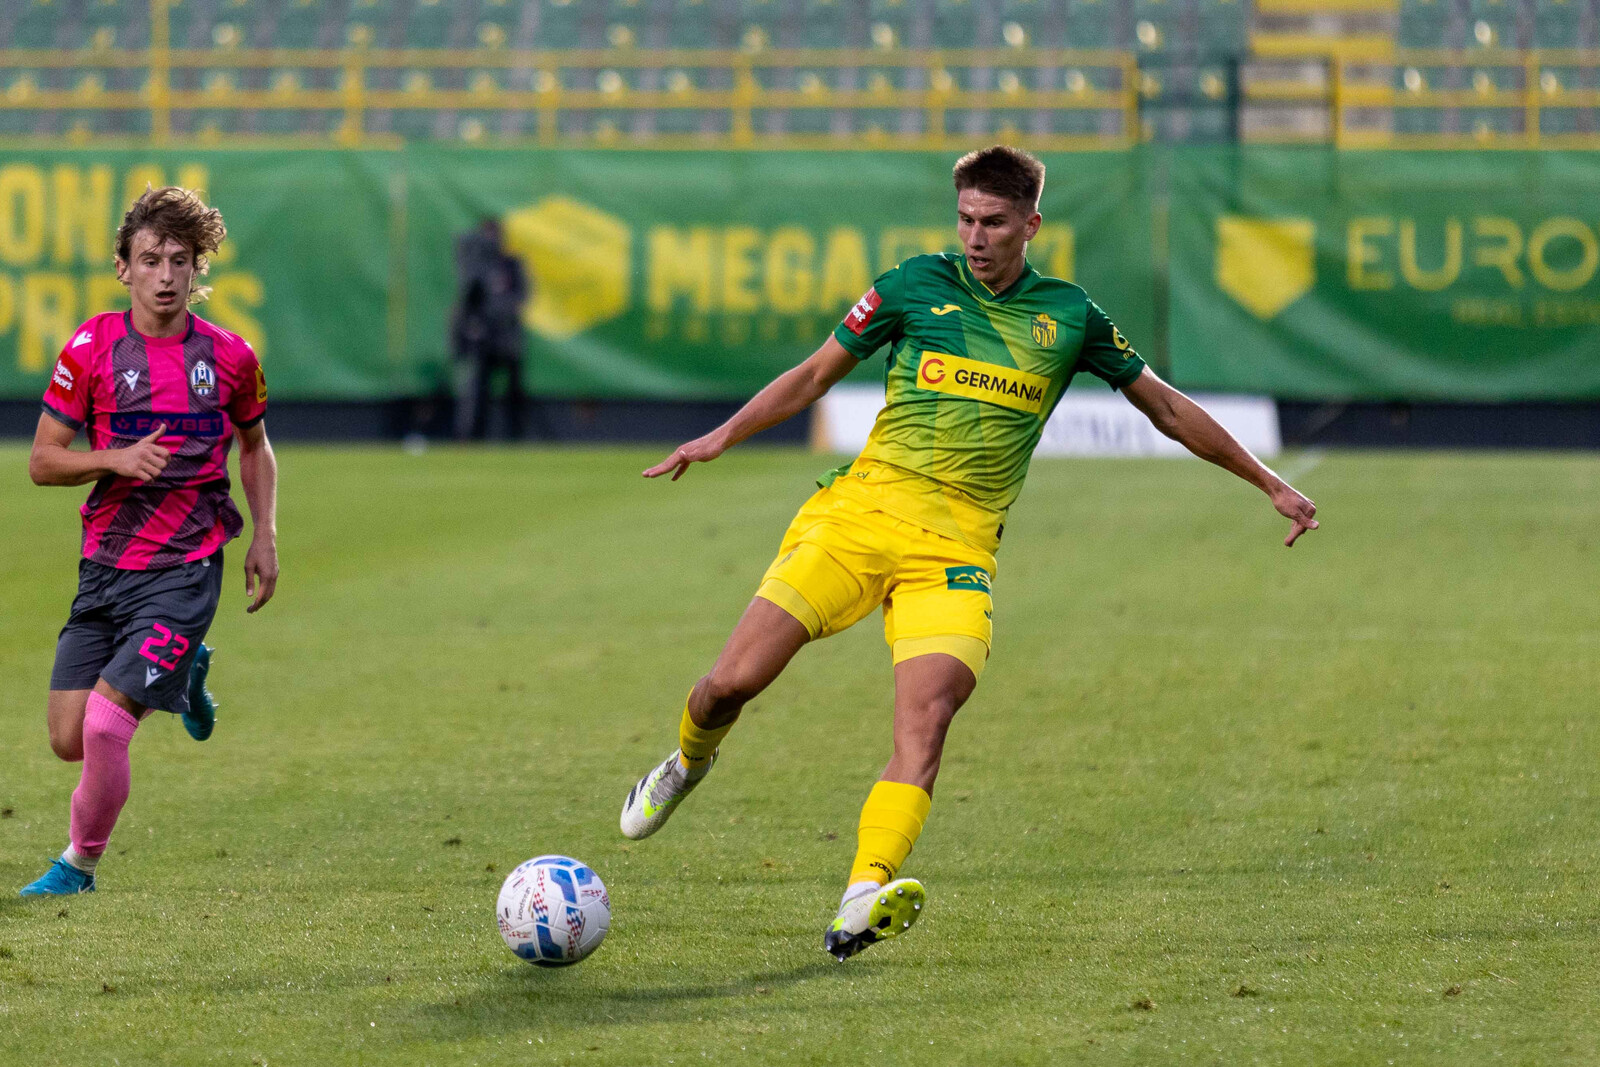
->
[49, 733, 84, 762]
[703, 667, 765, 710]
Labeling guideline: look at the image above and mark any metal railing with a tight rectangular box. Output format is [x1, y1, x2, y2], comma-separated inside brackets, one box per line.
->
[1334, 49, 1600, 148]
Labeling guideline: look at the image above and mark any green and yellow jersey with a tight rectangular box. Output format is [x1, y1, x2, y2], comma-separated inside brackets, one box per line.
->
[827, 253, 1147, 553]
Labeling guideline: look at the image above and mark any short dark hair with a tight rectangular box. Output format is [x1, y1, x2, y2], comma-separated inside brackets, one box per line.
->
[115, 185, 226, 303]
[952, 146, 1045, 209]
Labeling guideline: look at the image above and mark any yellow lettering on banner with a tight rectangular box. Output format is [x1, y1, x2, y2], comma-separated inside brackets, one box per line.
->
[817, 227, 868, 312]
[647, 226, 715, 312]
[1472, 217, 1524, 288]
[0, 274, 14, 333]
[1399, 218, 1461, 292]
[177, 165, 210, 197]
[121, 166, 164, 216]
[1527, 217, 1599, 292]
[86, 273, 130, 316]
[721, 226, 762, 314]
[0, 166, 47, 267]
[53, 166, 113, 267]
[208, 274, 267, 356]
[20, 272, 76, 372]
[1030, 224, 1075, 281]
[765, 227, 815, 314]
[1347, 217, 1393, 290]
[878, 227, 948, 271]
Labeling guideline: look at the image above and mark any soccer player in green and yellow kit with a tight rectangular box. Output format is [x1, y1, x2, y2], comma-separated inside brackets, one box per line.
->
[619, 146, 1319, 960]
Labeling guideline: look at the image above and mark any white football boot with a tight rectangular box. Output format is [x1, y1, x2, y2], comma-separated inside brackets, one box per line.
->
[619, 749, 714, 840]
[823, 878, 926, 961]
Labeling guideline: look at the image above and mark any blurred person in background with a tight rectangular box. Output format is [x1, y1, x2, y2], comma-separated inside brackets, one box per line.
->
[451, 218, 532, 440]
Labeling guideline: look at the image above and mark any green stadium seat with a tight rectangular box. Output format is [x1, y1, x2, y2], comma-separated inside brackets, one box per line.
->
[1132, 0, 1184, 54]
[536, 0, 583, 48]
[79, 0, 148, 51]
[274, 0, 331, 49]
[473, 0, 520, 49]
[1197, 0, 1246, 55]
[867, 0, 916, 50]
[997, 0, 1051, 49]
[1466, 0, 1520, 49]
[667, 0, 724, 48]
[1398, 0, 1455, 48]
[801, 0, 852, 49]
[14, 0, 67, 48]
[1533, 0, 1583, 48]
[1065, 0, 1114, 48]
[931, 0, 977, 49]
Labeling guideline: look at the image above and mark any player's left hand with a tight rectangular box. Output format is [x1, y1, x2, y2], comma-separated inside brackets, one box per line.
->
[643, 434, 726, 481]
[244, 536, 279, 612]
[1271, 483, 1319, 547]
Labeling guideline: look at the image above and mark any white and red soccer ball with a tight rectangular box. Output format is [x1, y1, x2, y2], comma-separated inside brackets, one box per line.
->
[497, 855, 610, 966]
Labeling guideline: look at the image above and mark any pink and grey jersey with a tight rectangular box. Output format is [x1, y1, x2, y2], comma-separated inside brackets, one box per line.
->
[42, 310, 268, 571]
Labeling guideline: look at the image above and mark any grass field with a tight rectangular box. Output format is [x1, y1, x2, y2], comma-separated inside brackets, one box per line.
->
[2, 444, 1598, 1066]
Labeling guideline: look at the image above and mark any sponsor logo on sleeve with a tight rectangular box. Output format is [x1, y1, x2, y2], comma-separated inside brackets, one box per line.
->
[255, 364, 268, 403]
[52, 362, 75, 392]
[71, 329, 93, 349]
[1112, 325, 1132, 353]
[915, 351, 1050, 416]
[843, 287, 882, 336]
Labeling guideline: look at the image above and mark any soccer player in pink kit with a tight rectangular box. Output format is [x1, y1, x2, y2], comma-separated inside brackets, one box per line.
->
[20, 186, 279, 896]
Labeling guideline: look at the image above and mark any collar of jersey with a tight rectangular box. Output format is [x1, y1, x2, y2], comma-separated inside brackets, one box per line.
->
[958, 255, 1038, 304]
[124, 309, 195, 345]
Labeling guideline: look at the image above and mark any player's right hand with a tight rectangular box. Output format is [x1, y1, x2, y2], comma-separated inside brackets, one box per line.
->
[115, 423, 171, 483]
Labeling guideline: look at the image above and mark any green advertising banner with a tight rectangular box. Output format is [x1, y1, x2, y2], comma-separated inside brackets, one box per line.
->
[6, 146, 1598, 404]
[399, 148, 1154, 398]
[0, 148, 1152, 402]
[0, 151, 395, 400]
[1169, 149, 1600, 401]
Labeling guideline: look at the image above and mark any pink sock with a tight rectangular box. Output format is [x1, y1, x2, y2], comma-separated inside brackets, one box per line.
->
[68, 692, 140, 858]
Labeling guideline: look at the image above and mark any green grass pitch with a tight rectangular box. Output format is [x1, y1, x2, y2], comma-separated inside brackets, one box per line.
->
[1, 444, 1598, 1065]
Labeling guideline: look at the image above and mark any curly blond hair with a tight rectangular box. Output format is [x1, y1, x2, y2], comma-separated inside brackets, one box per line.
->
[115, 186, 227, 304]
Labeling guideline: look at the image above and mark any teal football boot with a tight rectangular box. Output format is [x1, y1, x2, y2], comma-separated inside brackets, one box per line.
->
[182, 643, 218, 741]
[19, 858, 96, 897]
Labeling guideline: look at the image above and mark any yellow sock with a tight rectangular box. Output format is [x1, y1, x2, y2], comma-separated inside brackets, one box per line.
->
[848, 780, 932, 886]
[677, 698, 732, 774]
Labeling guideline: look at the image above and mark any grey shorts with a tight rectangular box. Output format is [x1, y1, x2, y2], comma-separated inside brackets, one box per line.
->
[51, 551, 224, 714]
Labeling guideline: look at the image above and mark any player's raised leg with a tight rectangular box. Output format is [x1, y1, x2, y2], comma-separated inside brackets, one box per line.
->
[621, 597, 809, 839]
[21, 682, 146, 896]
[826, 650, 978, 960]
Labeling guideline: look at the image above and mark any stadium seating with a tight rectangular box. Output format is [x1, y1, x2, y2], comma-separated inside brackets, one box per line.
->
[3, 0, 1598, 147]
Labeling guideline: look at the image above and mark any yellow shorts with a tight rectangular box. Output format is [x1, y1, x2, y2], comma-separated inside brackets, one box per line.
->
[755, 485, 997, 680]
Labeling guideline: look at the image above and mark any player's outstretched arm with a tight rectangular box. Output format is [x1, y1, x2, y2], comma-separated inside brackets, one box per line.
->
[644, 336, 860, 481]
[236, 421, 279, 612]
[29, 414, 169, 486]
[1121, 367, 1319, 547]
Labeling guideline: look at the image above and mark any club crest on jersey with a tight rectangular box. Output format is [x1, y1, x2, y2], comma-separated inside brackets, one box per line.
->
[1031, 313, 1057, 348]
[121, 369, 140, 391]
[190, 359, 216, 397]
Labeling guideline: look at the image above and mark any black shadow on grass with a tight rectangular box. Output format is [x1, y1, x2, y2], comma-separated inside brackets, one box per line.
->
[419, 958, 843, 1036]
